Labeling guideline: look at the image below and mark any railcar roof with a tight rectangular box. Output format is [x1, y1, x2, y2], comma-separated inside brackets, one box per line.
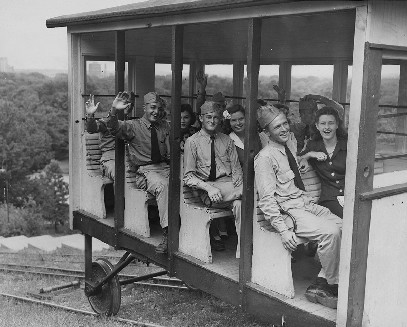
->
[46, 0, 290, 28]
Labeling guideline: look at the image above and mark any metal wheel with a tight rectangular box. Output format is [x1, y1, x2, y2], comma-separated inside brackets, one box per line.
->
[87, 258, 121, 316]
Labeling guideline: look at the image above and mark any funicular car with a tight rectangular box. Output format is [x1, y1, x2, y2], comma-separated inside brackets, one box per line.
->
[47, 1, 407, 326]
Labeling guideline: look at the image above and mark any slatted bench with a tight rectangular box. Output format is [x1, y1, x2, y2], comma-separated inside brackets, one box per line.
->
[123, 145, 156, 237]
[82, 133, 113, 219]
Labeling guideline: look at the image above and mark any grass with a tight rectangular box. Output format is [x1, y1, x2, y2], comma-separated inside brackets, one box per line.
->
[0, 250, 269, 327]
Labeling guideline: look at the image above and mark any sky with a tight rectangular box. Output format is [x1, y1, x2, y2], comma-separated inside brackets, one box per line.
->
[0, 1, 398, 78]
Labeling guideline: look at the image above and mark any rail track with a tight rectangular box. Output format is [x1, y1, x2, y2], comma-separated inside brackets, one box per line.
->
[0, 263, 188, 290]
[0, 292, 166, 327]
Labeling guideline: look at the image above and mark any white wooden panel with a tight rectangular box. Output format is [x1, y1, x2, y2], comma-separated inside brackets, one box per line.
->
[373, 170, 407, 188]
[337, 5, 369, 327]
[367, 1, 407, 47]
[362, 193, 407, 327]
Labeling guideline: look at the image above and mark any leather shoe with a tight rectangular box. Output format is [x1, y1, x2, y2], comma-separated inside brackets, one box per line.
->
[305, 282, 337, 309]
[210, 238, 225, 251]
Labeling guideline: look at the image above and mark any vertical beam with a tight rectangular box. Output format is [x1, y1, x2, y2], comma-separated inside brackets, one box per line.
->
[233, 61, 245, 105]
[344, 43, 383, 327]
[279, 62, 292, 102]
[193, 62, 205, 113]
[114, 31, 126, 237]
[135, 57, 155, 117]
[396, 63, 407, 151]
[168, 25, 183, 274]
[240, 18, 261, 309]
[337, 8, 368, 325]
[68, 32, 82, 227]
[84, 234, 92, 283]
[128, 60, 136, 116]
[333, 61, 349, 126]
[188, 61, 196, 106]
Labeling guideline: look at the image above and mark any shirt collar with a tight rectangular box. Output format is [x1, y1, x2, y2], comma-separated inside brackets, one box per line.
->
[198, 129, 217, 142]
[266, 138, 287, 155]
[140, 116, 152, 129]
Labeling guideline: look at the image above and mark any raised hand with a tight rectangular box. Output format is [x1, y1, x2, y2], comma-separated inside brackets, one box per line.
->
[273, 85, 286, 104]
[112, 92, 132, 111]
[196, 69, 208, 89]
[85, 94, 100, 115]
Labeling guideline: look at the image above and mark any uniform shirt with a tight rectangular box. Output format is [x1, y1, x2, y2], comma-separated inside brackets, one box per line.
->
[301, 138, 347, 202]
[108, 116, 170, 167]
[183, 129, 243, 188]
[254, 139, 303, 234]
[86, 117, 115, 162]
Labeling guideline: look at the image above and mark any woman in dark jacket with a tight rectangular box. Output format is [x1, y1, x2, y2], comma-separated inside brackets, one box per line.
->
[300, 106, 347, 218]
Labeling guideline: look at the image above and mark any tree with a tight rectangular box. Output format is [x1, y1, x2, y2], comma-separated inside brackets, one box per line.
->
[32, 161, 69, 232]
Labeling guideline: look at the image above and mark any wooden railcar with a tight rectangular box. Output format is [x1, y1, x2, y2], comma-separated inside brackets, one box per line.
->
[47, 1, 407, 326]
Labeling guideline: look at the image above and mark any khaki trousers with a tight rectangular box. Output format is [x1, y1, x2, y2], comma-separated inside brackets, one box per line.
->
[280, 196, 342, 284]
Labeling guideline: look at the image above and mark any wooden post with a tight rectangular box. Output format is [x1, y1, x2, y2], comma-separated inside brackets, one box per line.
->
[114, 31, 126, 237]
[128, 60, 136, 116]
[233, 61, 245, 105]
[68, 33, 82, 227]
[168, 25, 183, 272]
[344, 43, 383, 327]
[239, 17, 261, 309]
[84, 234, 92, 283]
[333, 61, 349, 125]
[188, 61, 196, 106]
[279, 62, 292, 102]
[135, 57, 155, 117]
[396, 62, 407, 152]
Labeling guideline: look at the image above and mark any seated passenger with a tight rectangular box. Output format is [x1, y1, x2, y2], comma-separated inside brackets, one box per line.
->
[180, 103, 198, 151]
[299, 105, 347, 218]
[222, 104, 262, 167]
[254, 104, 342, 309]
[107, 91, 170, 254]
[183, 101, 243, 254]
[85, 93, 135, 181]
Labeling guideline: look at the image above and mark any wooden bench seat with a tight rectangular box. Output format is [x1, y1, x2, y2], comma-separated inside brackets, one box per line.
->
[82, 133, 113, 219]
[252, 160, 383, 298]
[123, 145, 156, 237]
[251, 169, 317, 298]
[179, 185, 233, 264]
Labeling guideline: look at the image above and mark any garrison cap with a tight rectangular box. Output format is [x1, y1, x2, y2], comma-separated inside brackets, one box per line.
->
[200, 101, 222, 115]
[144, 92, 163, 105]
[257, 104, 285, 129]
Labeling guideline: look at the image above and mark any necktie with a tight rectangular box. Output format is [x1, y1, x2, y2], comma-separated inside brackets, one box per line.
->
[208, 135, 216, 181]
[151, 125, 161, 163]
[284, 144, 305, 191]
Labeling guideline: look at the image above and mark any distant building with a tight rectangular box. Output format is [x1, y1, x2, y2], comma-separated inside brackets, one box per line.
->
[0, 57, 14, 73]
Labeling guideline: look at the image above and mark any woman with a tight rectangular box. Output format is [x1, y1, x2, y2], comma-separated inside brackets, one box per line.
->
[300, 106, 347, 218]
[180, 104, 198, 151]
[223, 104, 247, 166]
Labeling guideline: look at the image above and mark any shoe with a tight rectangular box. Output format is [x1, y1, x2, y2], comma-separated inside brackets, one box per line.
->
[305, 282, 338, 309]
[219, 231, 229, 240]
[313, 277, 338, 296]
[210, 238, 225, 251]
[155, 229, 168, 254]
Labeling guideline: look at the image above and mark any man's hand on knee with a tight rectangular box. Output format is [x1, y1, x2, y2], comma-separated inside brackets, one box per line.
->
[207, 186, 223, 204]
[280, 230, 298, 251]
